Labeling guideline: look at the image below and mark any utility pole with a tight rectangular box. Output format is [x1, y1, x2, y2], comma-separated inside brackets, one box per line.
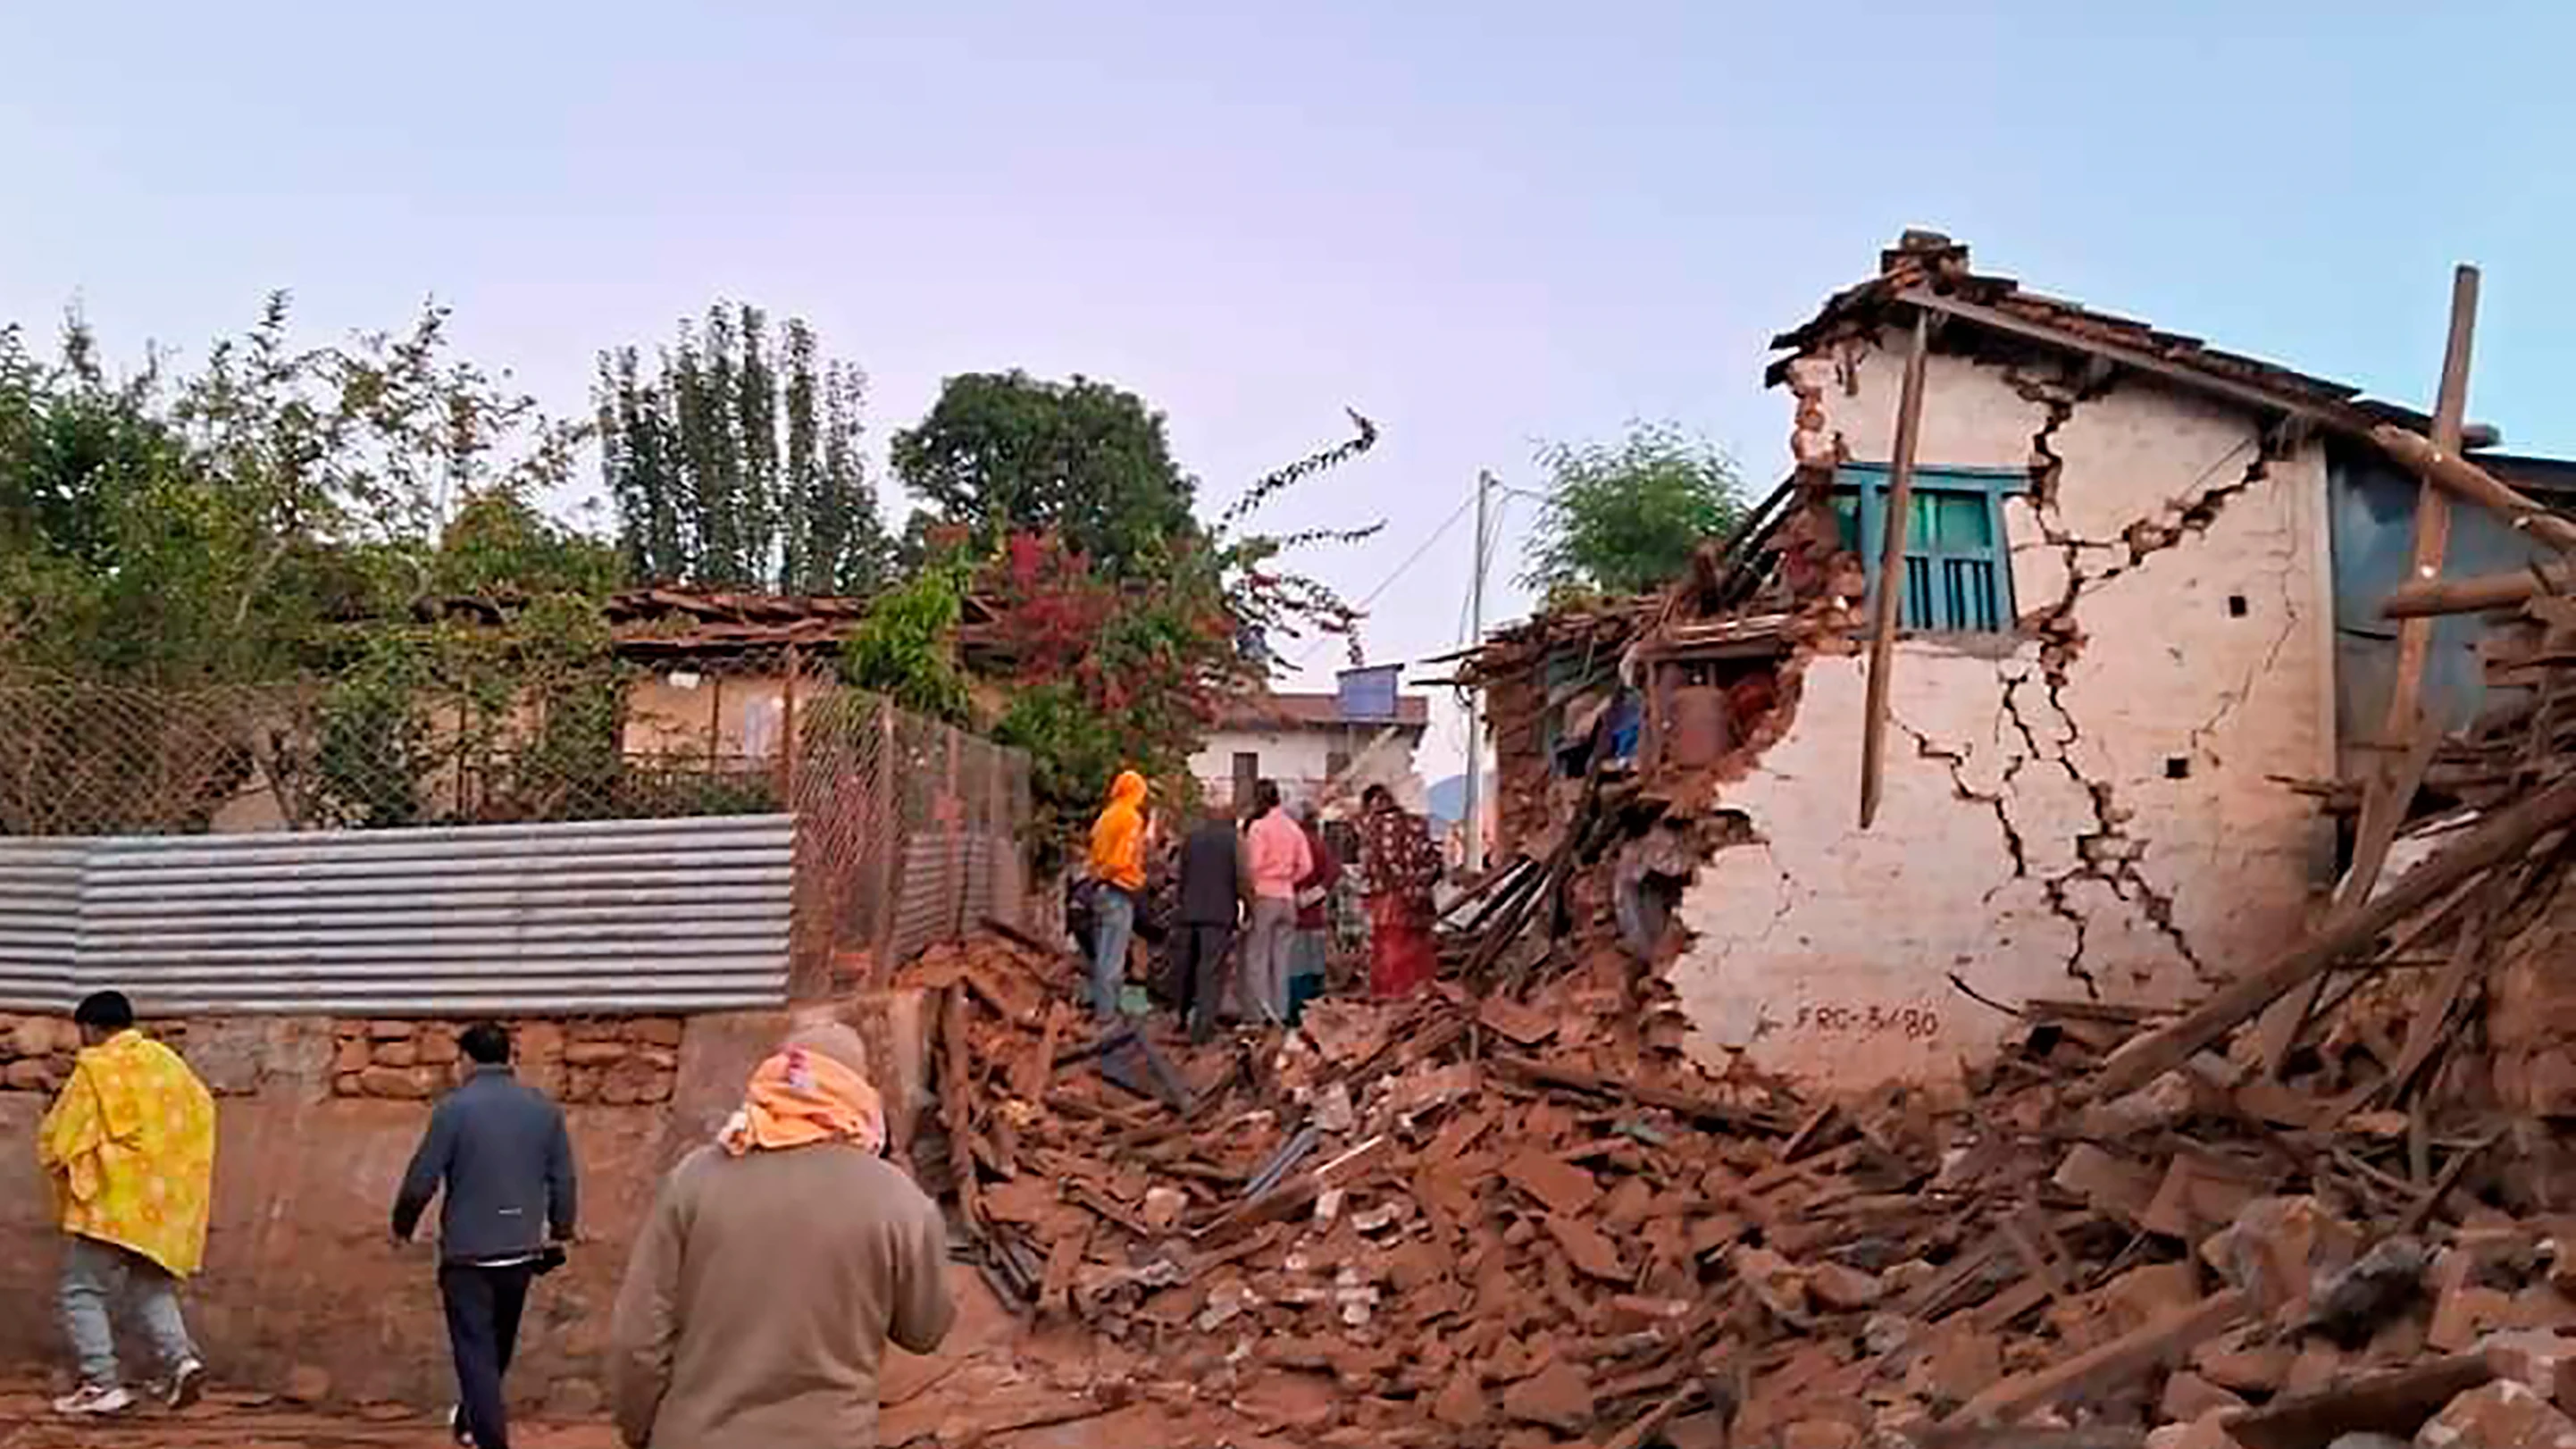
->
[1462, 470, 1493, 875]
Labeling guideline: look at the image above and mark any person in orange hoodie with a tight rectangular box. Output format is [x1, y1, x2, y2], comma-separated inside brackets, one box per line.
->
[1084, 770, 1150, 1021]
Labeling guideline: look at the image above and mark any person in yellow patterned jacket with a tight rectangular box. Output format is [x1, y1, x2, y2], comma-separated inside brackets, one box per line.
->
[38, 991, 215, 1419]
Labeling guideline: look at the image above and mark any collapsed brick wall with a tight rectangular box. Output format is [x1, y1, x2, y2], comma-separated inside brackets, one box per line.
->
[1670, 331, 2338, 1088]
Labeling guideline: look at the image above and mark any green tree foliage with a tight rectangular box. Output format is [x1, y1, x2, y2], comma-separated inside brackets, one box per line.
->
[2, 300, 590, 686]
[853, 407, 1382, 853]
[1519, 420, 1747, 603]
[891, 371, 1198, 578]
[1, 300, 622, 831]
[841, 552, 979, 726]
[596, 304, 890, 594]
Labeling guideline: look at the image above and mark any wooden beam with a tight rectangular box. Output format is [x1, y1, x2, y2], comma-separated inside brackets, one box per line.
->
[2378, 266, 2480, 708]
[1897, 288, 2338, 430]
[2354, 266, 2480, 909]
[1859, 307, 1931, 829]
[2384, 560, 2576, 618]
[1949, 1290, 2249, 1427]
[2259, 710, 2446, 1075]
[2370, 423, 2576, 553]
[2092, 771, 2576, 1099]
[2223, 1354, 2492, 1449]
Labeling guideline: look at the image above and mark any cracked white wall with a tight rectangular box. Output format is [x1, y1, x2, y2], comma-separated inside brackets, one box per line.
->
[1675, 330, 2338, 1088]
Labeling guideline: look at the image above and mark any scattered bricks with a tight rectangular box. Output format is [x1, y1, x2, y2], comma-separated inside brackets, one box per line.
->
[564, 1041, 628, 1068]
[372, 1039, 419, 1068]
[367, 1020, 413, 1042]
[2203, 1196, 2363, 1317]
[2195, 1338, 2298, 1395]
[1544, 1214, 1627, 1283]
[2285, 1342, 2347, 1397]
[1910, 1324, 2004, 1404]
[2431, 1284, 2518, 1353]
[333, 1037, 370, 1075]
[2103, 1261, 2206, 1335]
[1808, 1262, 1886, 1313]
[2487, 1330, 2576, 1413]
[1501, 1152, 1601, 1217]
[2415, 1379, 2576, 1447]
[2160, 1369, 2246, 1422]
[2145, 1411, 2243, 1449]
[1501, 1359, 1593, 1432]
[569, 1019, 624, 1044]
[415, 1031, 460, 1067]
[628, 1018, 685, 1048]
[1780, 1420, 1865, 1449]
[1432, 1369, 1490, 1429]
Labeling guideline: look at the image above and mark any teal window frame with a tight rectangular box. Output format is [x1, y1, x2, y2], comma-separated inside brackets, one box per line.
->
[1833, 464, 2028, 633]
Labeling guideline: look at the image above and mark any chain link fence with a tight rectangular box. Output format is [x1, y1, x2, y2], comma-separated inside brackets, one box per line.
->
[0, 653, 1033, 988]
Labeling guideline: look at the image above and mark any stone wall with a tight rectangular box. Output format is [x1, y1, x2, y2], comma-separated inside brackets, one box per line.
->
[0, 995, 927, 1408]
[330, 1018, 682, 1106]
[1671, 332, 2340, 1089]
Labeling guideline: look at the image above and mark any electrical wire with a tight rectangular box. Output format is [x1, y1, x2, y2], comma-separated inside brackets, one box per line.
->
[1285, 484, 1481, 669]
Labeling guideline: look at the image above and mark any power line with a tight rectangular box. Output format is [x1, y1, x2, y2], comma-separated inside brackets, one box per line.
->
[1286, 484, 1480, 668]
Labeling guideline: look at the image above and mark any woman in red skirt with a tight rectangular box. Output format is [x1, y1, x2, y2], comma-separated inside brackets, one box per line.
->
[1359, 785, 1442, 999]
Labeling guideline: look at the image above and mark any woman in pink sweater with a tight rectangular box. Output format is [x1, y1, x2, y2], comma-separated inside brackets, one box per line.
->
[1239, 780, 1312, 1025]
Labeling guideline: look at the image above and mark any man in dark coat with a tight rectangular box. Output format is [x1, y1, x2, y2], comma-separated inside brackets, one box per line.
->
[1169, 812, 1247, 1043]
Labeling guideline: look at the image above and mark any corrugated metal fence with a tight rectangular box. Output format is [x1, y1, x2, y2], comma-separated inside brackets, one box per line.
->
[0, 815, 794, 1016]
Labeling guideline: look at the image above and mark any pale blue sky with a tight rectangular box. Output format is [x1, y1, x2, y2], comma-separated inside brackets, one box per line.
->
[7, 2, 2572, 775]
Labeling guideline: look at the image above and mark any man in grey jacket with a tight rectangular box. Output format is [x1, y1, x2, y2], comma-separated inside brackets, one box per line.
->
[392, 1023, 578, 1449]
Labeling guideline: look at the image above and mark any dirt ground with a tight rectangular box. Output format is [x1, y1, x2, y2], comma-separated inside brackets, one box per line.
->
[0, 1387, 616, 1449]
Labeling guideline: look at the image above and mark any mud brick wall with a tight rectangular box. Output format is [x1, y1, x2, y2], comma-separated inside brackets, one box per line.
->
[0, 994, 924, 1410]
[1672, 333, 2340, 1089]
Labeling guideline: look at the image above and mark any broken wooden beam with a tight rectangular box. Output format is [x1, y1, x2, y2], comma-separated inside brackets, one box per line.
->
[1492, 1052, 1792, 1132]
[2383, 559, 2576, 618]
[2368, 423, 2576, 553]
[2091, 772, 2576, 1099]
[1947, 1289, 2250, 1427]
[2221, 1353, 2491, 1449]
[1859, 305, 1932, 831]
[2383, 264, 2482, 724]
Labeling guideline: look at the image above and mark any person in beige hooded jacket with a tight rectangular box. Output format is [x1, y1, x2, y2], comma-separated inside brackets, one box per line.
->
[608, 1025, 952, 1448]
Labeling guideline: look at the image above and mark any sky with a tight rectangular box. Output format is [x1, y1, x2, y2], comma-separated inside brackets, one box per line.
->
[7, 1, 2576, 783]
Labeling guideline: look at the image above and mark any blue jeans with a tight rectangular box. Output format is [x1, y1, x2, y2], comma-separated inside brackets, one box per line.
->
[61, 1236, 195, 1388]
[1091, 887, 1136, 1020]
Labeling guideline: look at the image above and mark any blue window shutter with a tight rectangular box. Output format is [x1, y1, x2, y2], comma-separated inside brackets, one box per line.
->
[1834, 465, 2027, 633]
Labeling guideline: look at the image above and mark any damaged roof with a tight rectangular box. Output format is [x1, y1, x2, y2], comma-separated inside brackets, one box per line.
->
[425, 584, 1006, 657]
[1216, 691, 1430, 732]
[1766, 230, 2470, 438]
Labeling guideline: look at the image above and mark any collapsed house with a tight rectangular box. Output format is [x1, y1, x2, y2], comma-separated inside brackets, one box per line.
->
[1459, 230, 2576, 1091]
[856, 237, 2576, 1449]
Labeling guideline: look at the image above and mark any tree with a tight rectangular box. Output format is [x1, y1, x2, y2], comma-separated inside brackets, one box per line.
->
[2, 298, 588, 685]
[1519, 420, 1747, 602]
[596, 304, 890, 594]
[891, 371, 1197, 578]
